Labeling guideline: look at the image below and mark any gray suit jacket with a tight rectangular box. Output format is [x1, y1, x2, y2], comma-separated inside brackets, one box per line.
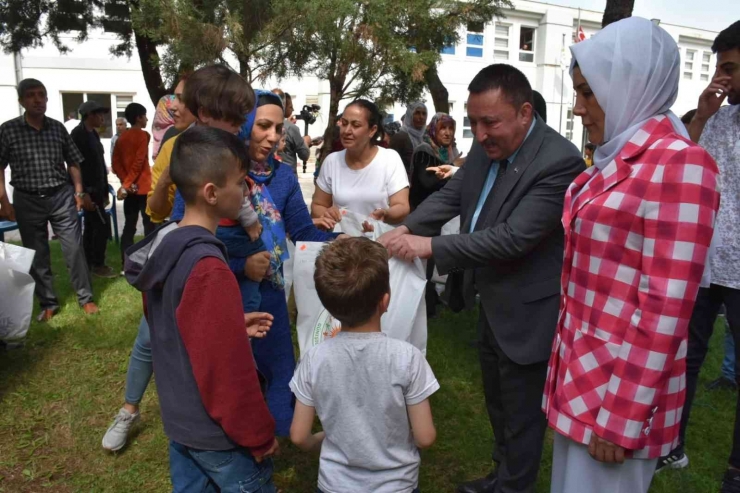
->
[404, 116, 585, 364]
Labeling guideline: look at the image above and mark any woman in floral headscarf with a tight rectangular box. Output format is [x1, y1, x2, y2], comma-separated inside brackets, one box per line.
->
[151, 94, 179, 159]
[225, 90, 339, 435]
[409, 113, 461, 210]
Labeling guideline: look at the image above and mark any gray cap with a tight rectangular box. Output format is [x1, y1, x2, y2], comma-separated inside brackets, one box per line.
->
[79, 100, 110, 116]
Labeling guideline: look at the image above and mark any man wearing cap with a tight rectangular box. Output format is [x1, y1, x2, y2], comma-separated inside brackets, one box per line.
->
[0, 78, 99, 322]
[71, 100, 116, 279]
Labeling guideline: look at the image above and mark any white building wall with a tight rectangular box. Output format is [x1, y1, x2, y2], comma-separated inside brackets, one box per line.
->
[0, 0, 721, 161]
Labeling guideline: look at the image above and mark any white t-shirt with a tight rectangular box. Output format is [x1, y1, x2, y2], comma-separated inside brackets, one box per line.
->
[316, 147, 409, 216]
[290, 332, 439, 493]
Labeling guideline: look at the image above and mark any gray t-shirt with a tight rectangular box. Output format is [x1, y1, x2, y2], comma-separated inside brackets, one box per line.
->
[290, 331, 439, 493]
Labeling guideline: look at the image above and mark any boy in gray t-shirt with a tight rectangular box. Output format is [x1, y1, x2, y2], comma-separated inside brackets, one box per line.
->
[289, 238, 439, 493]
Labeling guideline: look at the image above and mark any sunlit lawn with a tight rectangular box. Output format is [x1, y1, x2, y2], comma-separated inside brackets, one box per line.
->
[0, 240, 733, 492]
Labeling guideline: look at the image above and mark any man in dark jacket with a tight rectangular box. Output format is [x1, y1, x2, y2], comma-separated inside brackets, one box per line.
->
[71, 101, 115, 278]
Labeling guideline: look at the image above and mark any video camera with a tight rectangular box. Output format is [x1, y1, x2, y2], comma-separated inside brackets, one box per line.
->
[295, 104, 321, 129]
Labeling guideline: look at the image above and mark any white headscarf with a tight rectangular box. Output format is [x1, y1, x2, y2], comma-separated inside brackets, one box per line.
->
[402, 101, 428, 148]
[570, 17, 689, 169]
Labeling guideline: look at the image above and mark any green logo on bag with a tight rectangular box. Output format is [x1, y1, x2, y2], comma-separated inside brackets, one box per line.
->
[312, 309, 342, 346]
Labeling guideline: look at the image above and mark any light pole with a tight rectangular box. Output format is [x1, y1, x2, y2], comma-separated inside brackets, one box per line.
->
[559, 33, 566, 134]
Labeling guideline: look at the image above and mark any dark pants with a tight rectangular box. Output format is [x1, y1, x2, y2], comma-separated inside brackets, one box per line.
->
[13, 185, 93, 309]
[121, 194, 153, 263]
[168, 441, 276, 493]
[479, 312, 548, 493]
[679, 284, 740, 467]
[83, 198, 111, 267]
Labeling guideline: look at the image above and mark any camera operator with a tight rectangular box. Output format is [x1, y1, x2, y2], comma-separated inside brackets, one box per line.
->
[272, 88, 311, 174]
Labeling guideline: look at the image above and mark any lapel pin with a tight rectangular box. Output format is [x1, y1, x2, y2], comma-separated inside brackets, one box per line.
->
[514, 167, 519, 174]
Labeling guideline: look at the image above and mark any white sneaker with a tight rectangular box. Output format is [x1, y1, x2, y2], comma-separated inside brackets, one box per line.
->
[102, 408, 140, 451]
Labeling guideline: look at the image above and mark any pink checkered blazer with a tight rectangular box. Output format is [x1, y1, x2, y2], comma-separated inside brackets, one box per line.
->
[542, 116, 720, 459]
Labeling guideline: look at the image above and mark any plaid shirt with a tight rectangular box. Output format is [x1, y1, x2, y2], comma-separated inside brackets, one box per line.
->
[543, 116, 720, 459]
[0, 115, 84, 192]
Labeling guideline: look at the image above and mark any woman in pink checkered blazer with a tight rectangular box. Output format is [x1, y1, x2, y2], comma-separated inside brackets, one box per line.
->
[543, 18, 721, 493]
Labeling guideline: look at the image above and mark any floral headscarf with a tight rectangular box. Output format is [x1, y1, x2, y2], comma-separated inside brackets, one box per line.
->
[422, 112, 461, 164]
[238, 90, 290, 288]
[152, 95, 176, 159]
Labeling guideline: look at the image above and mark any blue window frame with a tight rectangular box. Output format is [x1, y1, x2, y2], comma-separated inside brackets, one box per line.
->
[441, 45, 455, 55]
[466, 47, 483, 57]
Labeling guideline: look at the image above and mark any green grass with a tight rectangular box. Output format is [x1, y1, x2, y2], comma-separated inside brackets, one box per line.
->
[0, 240, 734, 492]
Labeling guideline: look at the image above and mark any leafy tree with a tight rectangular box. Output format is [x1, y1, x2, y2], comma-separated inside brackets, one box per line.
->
[400, 0, 511, 114]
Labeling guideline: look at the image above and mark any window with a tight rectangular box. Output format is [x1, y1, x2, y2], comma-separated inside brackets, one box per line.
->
[494, 24, 510, 60]
[683, 72, 693, 80]
[116, 94, 133, 122]
[463, 103, 473, 138]
[306, 95, 320, 106]
[466, 22, 484, 58]
[440, 35, 456, 55]
[701, 51, 712, 81]
[62, 93, 84, 122]
[449, 102, 454, 113]
[519, 26, 536, 62]
[565, 109, 573, 141]
[60, 92, 130, 138]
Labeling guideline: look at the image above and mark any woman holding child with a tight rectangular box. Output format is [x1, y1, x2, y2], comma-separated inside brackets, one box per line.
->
[221, 90, 340, 436]
[311, 99, 411, 226]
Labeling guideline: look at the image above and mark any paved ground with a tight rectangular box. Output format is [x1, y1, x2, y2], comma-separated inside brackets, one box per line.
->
[2, 158, 318, 243]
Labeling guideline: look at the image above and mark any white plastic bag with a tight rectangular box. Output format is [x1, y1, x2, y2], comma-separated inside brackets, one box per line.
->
[431, 216, 460, 285]
[0, 242, 36, 341]
[283, 240, 296, 302]
[294, 210, 428, 356]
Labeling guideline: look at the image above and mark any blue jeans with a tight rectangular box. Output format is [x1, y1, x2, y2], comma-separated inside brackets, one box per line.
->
[317, 489, 419, 493]
[124, 316, 153, 405]
[722, 316, 736, 381]
[169, 441, 277, 493]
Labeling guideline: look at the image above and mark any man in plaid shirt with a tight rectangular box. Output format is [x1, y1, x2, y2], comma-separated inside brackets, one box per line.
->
[0, 79, 100, 322]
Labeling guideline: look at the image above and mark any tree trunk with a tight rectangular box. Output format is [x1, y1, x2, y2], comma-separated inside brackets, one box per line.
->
[424, 65, 449, 114]
[318, 79, 345, 165]
[602, 0, 635, 28]
[134, 31, 168, 105]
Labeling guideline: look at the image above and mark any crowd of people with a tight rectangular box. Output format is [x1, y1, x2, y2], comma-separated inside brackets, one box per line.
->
[0, 15, 738, 493]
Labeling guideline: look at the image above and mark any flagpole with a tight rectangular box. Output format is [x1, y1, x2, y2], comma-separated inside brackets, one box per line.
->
[569, 8, 581, 144]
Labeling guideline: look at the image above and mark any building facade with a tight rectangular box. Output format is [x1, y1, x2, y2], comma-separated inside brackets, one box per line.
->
[0, 0, 722, 163]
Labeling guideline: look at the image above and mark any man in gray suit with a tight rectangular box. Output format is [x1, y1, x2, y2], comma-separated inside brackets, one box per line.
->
[380, 64, 585, 493]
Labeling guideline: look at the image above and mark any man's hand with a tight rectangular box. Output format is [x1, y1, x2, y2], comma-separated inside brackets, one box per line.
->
[245, 312, 274, 338]
[323, 206, 342, 223]
[362, 220, 374, 233]
[303, 135, 313, 147]
[75, 194, 95, 212]
[377, 225, 409, 248]
[313, 217, 337, 231]
[117, 187, 128, 201]
[588, 434, 625, 464]
[245, 251, 271, 282]
[254, 438, 280, 463]
[386, 234, 433, 261]
[696, 74, 732, 122]
[0, 201, 15, 221]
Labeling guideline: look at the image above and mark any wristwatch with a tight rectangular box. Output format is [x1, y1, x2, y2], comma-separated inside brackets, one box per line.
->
[75, 192, 87, 199]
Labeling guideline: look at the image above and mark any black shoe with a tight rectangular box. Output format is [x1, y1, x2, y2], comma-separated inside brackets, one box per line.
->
[721, 469, 740, 493]
[706, 377, 738, 391]
[457, 471, 498, 493]
[655, 448, 689, 473]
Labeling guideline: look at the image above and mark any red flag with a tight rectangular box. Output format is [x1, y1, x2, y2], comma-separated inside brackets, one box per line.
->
[576, 26, 586, 42]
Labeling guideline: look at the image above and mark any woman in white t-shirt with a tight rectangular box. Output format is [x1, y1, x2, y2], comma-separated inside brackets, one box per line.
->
[312, 99, 410, 226]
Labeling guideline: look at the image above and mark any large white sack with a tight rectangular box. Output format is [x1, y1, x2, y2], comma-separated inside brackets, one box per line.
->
[0, 242, 36, 341]
[294, 210, 427, 356]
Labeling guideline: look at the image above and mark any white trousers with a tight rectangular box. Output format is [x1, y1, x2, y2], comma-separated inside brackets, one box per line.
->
[550, 433, 657, 493]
